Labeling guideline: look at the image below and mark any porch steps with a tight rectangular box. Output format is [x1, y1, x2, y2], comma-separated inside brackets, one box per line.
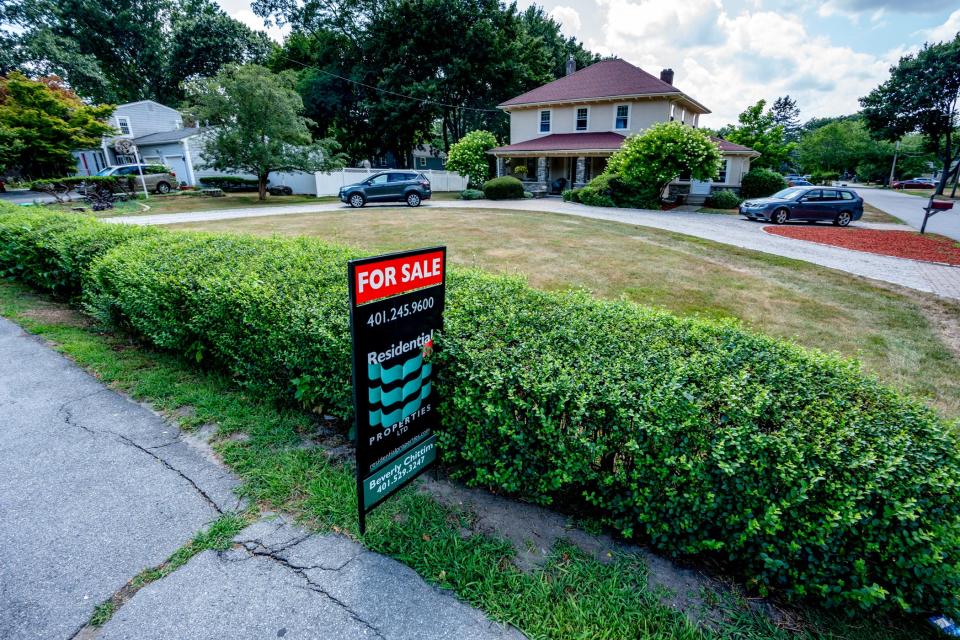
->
[683, 194, 708, 206]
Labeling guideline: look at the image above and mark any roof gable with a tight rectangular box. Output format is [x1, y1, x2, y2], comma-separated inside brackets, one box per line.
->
[499, 59, 694, 108]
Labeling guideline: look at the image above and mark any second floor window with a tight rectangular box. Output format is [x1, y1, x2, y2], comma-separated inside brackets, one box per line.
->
[575, 107, 588, 131]
[615, 105, 629, 130]
[116, 116, 131, 136]
[540, 110, 551, 133]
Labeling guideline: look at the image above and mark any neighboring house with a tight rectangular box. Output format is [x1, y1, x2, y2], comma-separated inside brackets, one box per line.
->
[366, 145, 446, 171]
[489, 58, 759, 198]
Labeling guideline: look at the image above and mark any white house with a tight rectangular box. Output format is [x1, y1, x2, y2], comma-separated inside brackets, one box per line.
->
[489, 58, 760, 200]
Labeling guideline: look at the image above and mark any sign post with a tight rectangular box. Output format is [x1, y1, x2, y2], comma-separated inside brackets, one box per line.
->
[348, 247, 446, 534]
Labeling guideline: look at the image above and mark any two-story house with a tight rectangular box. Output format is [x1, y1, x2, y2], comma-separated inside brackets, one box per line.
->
[490, 58, 759, 200]
[73, 100, 207, 186]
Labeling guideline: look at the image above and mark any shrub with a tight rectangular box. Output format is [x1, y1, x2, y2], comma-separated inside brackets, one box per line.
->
[2, 209, 960, 617]
[198, 176, 259, 191]
[459, 189, 485, 200]
[576, 174, 659, 209]
[523, 191, 533, 199]
[512, 165, 528, 179]
[482, 176, 524, 200]
[561, 189, 581, 203]
[704, 189, 742, 209]
[29, 176, 139, 202]
[740, 168, 788, 199]
[446, 130, 498, 188]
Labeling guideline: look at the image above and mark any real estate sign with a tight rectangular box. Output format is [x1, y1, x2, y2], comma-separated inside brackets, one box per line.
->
[348, 247, 446, 533]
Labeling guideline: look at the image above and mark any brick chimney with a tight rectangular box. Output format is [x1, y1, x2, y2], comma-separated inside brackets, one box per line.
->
[660, 68, 674, 85]
[566, 56, 576, 76]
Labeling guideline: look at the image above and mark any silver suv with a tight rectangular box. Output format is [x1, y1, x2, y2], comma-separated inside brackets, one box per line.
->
[95, 164, 178, 194]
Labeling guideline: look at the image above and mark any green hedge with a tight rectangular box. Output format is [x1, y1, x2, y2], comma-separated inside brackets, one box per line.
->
[482, 176, 524, 200]
[740, 169, 788, 200]
[198, 176, 259, 191]
[1, 207, 959, 618]
[704, 189, 742, 209]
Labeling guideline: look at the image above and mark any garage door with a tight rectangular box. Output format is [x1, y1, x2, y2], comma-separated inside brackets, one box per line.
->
[162, 154, 190, 187]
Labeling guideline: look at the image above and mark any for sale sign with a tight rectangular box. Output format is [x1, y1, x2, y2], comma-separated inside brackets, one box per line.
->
[348, 247, 446, 533]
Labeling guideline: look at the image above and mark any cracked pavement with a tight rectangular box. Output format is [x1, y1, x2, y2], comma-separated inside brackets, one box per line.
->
[0, 317, 524, 640]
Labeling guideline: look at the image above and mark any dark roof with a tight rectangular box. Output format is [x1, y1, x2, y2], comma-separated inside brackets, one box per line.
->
[133, 127, 204, 145]
[490, 132, 626, 153]
[499, 59, 706, 110]
[711, 137, 759, 154]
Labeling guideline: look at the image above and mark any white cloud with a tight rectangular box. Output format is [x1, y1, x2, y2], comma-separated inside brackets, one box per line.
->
[590, 0, 895, 125]
[549, 5, 583, 35]
[920, 7, 960, 43]
[217, 2, 289, 42]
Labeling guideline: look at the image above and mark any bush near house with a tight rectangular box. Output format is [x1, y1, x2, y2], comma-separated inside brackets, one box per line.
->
[2, 206, 960, 619]
[446, 130, 498, 189]
[740, 168, 788, 199]
[704, 189, 742, 209]
[561, 188, 580, 203]
[198, 176, 260, 191]
[459, 189, 485, 200]
[482, 176, 524, 200]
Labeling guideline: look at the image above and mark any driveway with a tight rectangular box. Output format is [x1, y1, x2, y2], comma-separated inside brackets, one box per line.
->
[854, 187, 960, 241]
[106, 198, 960, 301]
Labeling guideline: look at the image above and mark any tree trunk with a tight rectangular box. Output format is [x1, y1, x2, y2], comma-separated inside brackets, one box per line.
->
[258, 172, 268, 201]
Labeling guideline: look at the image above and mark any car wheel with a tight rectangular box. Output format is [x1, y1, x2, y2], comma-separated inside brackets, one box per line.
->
[349, 193, 365, 208]
[834, 211, 852, 227]
[772, 208, 789, 224]
[406, 192, 421, 207]
[156, 181, 171, 194]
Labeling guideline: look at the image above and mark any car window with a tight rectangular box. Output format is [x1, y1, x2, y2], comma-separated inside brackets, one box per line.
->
[387, 173, 410, 183]
[115, 166, 136, 175]
[368, 174, 389, 185]
[840, 191, 855, 200]
[95, 167, 114, 176]
[802, 189, 822, 201]
[772, 187, 805, 199]
[821, 189, 840, 201]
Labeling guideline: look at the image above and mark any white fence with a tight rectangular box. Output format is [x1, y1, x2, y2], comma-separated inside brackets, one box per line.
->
[313, 168, 468, 197]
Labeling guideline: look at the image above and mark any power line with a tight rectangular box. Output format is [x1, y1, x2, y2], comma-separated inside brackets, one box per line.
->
[275, 53, 506, 114]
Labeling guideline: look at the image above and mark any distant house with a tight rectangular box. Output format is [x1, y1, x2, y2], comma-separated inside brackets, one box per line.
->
[365, 145, 446, 171]
[490, 58, 759, 199]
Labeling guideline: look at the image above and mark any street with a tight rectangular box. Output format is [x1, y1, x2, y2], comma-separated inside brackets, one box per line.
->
[854, 186, 960, 241]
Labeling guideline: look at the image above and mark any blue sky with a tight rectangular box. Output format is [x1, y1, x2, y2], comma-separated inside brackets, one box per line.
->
[219, 0, 960, 127]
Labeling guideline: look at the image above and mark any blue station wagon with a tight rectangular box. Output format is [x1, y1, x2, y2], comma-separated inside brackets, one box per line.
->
[739, 186, 864, 226]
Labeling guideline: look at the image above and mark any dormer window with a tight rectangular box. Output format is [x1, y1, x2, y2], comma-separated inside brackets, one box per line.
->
[116, 116, 132, 136]
[539, 110, 551, 133]
[615, 105, 629, 130]
[575, 107, 589, 131]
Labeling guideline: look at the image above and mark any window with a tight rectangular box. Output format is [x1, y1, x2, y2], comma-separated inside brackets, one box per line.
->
[575, 107, 588, 131]
[821, 189, 840, 201]
[368, 174, 389, 185]
[614, 105, 629, 130]
[804, 189, 822, 201]
[417, 156, 427, 167]
[539, 110, 551, 133]
[716, 159, 729, 183]
[388, 172, 417, 182]
[678, 168, 691, 181]
[116, 116, 131, 136]
[840, 190, 855, 200]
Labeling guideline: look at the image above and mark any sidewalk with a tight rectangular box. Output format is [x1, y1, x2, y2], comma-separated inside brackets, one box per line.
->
[106, 198, 960, 301]
[0, 317, 522, 640]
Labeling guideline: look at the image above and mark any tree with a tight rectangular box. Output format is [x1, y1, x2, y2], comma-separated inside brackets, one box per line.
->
[771, 95, 801, 143]
[860, 34, 960, 195]
[2, 0, 271, 105]
[0, 73, 113, 178]
[720, 100, 794, 171]
[445, 130, 497, 188]
[606, 121, 722, 204]
[186, 65, 345, 200]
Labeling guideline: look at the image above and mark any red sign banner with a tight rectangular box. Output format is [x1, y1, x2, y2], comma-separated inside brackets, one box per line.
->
[353, 250, 445, 305]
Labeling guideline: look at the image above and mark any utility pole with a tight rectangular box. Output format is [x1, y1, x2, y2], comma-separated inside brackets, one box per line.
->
[887, 139, 900, 187]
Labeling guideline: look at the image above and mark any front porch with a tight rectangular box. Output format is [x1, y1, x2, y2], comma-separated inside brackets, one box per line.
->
[494, 155, 610, 194]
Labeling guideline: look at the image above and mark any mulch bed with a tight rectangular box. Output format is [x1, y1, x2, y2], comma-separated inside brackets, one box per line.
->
[763, 226, 960, 266]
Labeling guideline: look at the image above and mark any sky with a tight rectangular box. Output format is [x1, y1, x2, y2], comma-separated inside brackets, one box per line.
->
[217, 0, 960, 128]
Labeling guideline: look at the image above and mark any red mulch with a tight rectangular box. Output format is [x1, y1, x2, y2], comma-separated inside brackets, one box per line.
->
[763, 226, 960, 266]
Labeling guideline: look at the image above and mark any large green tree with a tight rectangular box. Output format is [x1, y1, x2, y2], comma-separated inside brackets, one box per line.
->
[0, 73, 113, 178]
[719, 100, 794, 171]
[259, 0, 597, 165]
[186, 64, 345, 200]
[860, 34, 960, 195]
[1, 0, 272, 104]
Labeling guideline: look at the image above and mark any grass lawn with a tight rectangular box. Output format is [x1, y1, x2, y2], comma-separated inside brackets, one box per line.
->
[40, 190, 464, 218]
[0, 280, 932, 640]
[172, 206, 960, 418]
[902, 189, 959, 200]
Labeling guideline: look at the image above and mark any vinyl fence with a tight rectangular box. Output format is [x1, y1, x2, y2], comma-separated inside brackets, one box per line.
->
[313, 168, 468, 197]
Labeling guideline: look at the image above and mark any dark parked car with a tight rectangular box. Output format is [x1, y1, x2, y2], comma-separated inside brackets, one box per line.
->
[787, 179, 812, 186]
[339, 171, 431, 207]
[739, 186, 864, 226]
[892, 178, 936, 189]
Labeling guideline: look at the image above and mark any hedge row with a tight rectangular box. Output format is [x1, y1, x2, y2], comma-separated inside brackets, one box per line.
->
[1, 207, 959, 617]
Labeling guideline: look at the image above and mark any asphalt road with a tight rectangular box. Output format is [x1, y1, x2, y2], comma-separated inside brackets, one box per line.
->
[854, 187, 960, 241]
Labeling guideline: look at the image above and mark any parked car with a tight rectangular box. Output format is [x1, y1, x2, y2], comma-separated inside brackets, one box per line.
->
[94, 164, 178, 194]
[892, 178, 936, 189]
[739, 186, 864, 226]
[787, 179, 812, 186]
[339, 171, 432, 207]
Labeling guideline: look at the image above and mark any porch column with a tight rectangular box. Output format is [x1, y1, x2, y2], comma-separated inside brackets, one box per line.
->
[536, 157, 547, 184]
[496, 157, 506, 178]
[575, 157, 585, 187]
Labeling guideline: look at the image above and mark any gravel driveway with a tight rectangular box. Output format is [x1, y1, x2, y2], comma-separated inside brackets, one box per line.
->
[106, 198, 960, 301]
